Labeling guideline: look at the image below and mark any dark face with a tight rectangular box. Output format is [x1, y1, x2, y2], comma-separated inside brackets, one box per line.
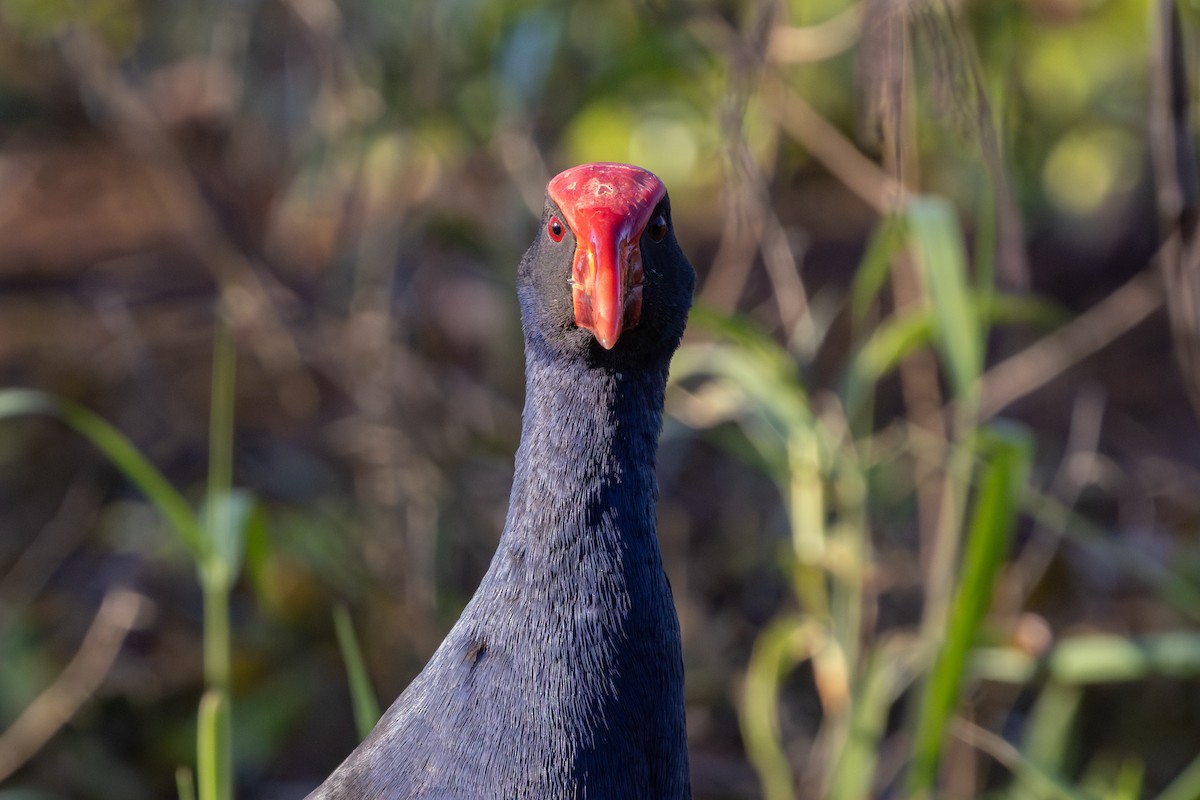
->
[516, 163, 696, 367]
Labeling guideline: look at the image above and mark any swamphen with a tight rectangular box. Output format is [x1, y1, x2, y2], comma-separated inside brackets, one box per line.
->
[308, 163, 694, 799]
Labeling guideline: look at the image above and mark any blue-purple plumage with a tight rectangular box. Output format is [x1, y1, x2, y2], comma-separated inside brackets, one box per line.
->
[308, 164, 694, 799]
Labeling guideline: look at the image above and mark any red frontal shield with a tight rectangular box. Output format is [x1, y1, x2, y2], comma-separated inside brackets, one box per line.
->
[547, 163, 666, 349]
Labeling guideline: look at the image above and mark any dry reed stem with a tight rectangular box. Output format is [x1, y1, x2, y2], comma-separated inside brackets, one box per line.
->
[978, 267, 1165, 420]
[1149, 0, 1200, 418]
[696, 2, 782, 315]
[950, 717, 1025, 778]
[0, 481, 100, 634]
[767, 3, 865, 64]
[0, 589, 149, 782]
[764, 74, 910, 216]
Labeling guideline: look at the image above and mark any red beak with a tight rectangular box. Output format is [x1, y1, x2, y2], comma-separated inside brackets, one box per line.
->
[570, 210, 643, 350]
[547, 164, 666, 350]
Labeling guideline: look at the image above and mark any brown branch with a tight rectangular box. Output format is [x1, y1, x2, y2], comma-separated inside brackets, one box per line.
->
[764, 73, 910, 216]
[979, 266, 1165, 420]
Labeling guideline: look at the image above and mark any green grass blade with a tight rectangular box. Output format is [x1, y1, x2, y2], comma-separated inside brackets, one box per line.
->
[974, 632, 1200, 685]
[687, 306, 810, 379]
[202, 580, 232, 697]
[197, 321, 244, 702]
[1155, 751, 1200, 800]
[1079, 753, 1143, 800]
[670, 339, 813, 485]
[827, 638, 919, 800]
[1001, 748, 1097, 800]
[742, 615, 820, 800]
[672, 336, 811, 434]
[195, 319, 246, 800]
[982, 292, 1069, 329]
[0, 388, 206, 557]
[205, 318, 239, 576]
[176, 767, 197, 800]
[786, 430, 826, 570]
[333, 604, 382, 740]
[1110, 758, 1144, 800]
[0, 387, 58, 417]
[852, 311, 936, 380]
[906, 197, 983, 400]
[850, 215, 905, 325]
[846, 310, 935, 421]
[1016, 682, 1083, 795]
[907, 423, 1033, 797]
[197, 689, 232, 800]
[1049, 633, 1200, 683]
[845, 292, 1062, 424]
[201, 491, 256, 593]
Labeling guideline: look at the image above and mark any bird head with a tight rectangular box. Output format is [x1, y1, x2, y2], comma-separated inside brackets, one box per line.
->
[518, 163, 695, 363]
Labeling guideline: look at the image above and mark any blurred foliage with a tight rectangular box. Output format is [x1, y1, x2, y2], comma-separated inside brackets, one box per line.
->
[2, 0, 1200, 798]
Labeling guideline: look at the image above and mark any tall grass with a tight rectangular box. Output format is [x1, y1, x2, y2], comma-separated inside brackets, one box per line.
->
[0, 320, 248, 800]
[669, 192, 1200, 798]
[0, 316, 385, 797]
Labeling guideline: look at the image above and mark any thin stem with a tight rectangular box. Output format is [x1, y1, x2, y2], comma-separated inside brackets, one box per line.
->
[203, 581, 232, 694]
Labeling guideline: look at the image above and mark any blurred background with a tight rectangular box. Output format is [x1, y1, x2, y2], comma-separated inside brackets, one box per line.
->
[2, 0, 1200, 798]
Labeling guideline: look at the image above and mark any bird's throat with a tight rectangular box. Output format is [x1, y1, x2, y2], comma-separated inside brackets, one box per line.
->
[429, 347, 687, 793]
[502, 352, 667, 554]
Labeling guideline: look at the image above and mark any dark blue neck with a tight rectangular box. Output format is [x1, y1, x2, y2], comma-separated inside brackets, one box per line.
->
[470, 343, 686, 792]
[310, 340, 691, 798]
[497, 347, 669, 559]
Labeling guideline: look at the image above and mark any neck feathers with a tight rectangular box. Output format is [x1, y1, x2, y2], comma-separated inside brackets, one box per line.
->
[500, 350, 668, 556]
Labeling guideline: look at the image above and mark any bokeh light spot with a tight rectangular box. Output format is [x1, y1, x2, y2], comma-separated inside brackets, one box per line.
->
[1042, 126, 1140, 216]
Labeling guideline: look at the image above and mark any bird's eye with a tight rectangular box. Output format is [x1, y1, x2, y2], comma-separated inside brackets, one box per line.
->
[648, 213, 668, 243]
[547, 217, 565, 242]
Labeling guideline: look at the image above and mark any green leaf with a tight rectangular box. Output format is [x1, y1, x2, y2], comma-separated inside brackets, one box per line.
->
[1079, 753, 1143, 800]
[973, 632, 1200, 685]
[333, 604, 382, 740]
[826, 638, 919, 800]
[176, 767, 197, 800]
[906, 196, 983, 400]
[685, 306, 811, 402]
[1049, 633, 1200, 683]
[1156, 751, 1200, 800]
[1019, 682, 1083, 793]
[853, 311, 937, 381]
[1111, 758, 1144, 800]
[849, 215, 905, 325]
[197, 689, 232, 800]
[982, 292, 1068, 329]
[1001, 746, 1098, 800]
[670, 338, 811, 469]
[845, 310, 935, 420]
[844, 291, 1063, 423]
[0, 389, 206, 558]
[204, 317, 240, 583]
[200, 490, 257, 590]
[742, 615, 821, 800]
[907, 423, 1033, 796]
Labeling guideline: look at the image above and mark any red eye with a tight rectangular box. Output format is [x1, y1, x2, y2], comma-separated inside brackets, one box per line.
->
[647, 213, 668, 243]
[548, 217, 565, 242]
